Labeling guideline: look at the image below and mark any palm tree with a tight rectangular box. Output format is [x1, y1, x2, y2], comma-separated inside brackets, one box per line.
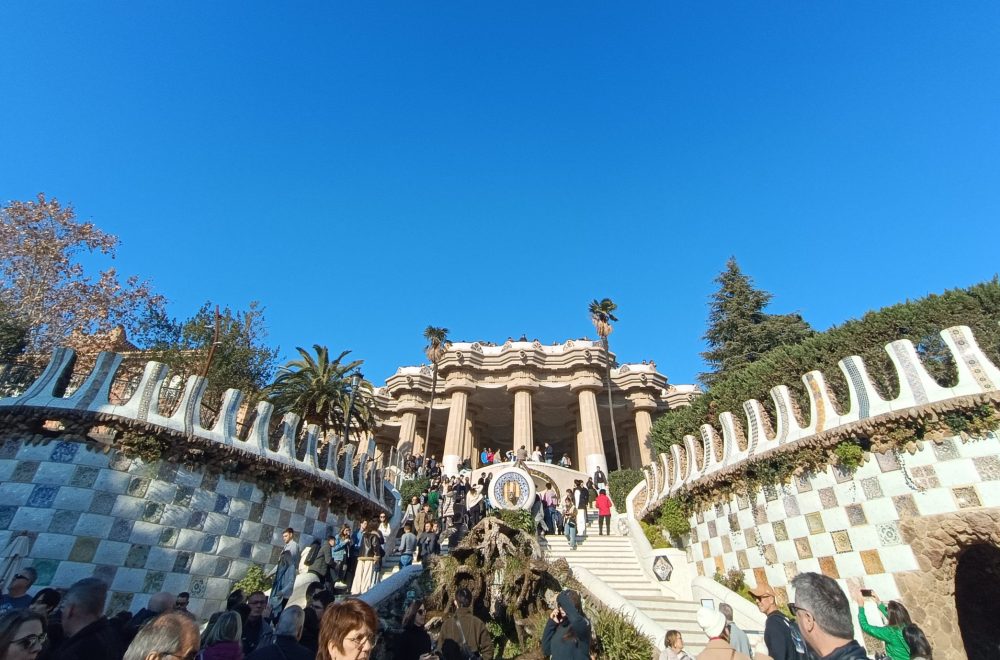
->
[265, 344, 374, 443]
[421, 326, 450, 457]
[589, 298, 622, 471]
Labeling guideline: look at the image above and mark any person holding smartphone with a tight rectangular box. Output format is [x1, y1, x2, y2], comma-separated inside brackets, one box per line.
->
[542, 589, 591, 660]
[854, 589, 913, 660]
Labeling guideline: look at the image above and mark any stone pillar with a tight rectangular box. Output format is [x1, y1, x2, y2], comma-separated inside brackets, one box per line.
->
[512, 389, 534, 452]
[442, 388, 471, 476]
[464, 415, 476, 468]
[628, 392, 658, 467]
[396, 411, 418, 458]
[573, 383, 608, 479]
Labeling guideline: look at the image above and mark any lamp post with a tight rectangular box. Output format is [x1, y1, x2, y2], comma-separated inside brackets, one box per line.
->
[343, 371, 363, 445]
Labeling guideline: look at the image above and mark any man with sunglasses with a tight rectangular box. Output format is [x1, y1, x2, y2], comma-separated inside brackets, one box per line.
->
[789, 573, 870, 660]
[241, 591, 274, 655]
[0, 568, 36, 615]
[749, 583, 809, 660]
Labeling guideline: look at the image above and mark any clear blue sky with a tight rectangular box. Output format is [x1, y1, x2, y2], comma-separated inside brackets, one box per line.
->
[2, 3, 999, 387]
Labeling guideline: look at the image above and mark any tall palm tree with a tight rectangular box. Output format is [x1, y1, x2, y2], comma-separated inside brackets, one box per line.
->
[265, 344, 374, 443]
[589, 298, 622, 471]
[421, 326, 450, 457]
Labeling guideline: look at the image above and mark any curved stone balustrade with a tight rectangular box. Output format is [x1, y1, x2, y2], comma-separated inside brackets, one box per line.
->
[640, 325, 1000, 513]
[0, 348, 394, 515]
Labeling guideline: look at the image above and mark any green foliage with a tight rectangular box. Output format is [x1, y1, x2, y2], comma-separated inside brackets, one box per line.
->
[608, 469, 643, 511]
[833, 442, 864, 472]
[640, 520, 670, 549]
[590, 605, 657, 660]
[714, 568, 746, 592]
[266, 344, 374, 438]
[232, 564, 272, 596]
[399, 477, 430, 505]
[492, 509, 536, 536]
[656, 498, 691, 538]
[0, 300, 28, 362]
[701, 257, 814, 387]
[653, 278, 1000, 453]
[150, 301, 278, 404]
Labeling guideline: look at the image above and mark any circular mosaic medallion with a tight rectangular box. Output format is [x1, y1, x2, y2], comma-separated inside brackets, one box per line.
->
[488, 467, 536, 510]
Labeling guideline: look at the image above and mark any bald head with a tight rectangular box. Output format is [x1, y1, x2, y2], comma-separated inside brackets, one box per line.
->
[148, 592, 176, 614]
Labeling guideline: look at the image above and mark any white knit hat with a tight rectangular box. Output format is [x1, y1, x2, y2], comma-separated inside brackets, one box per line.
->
[696, 607, 727, 638]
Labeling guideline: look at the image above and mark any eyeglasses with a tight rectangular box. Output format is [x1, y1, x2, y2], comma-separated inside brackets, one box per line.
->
[164, 652, 198, 660]
[344, 633, 379, 648]
[12, 574, 29, 582]
[788, 603, 810, 617]
[12, 633, 46, 650]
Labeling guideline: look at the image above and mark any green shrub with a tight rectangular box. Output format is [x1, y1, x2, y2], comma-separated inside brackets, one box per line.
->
[493, 509, 536, 536]
[232, 564, 272, 596]
[640, 520, 670, 549]
[657, 498, 691, 538]
[590, 605, 657, 660]
[399, 476, 430, 506]
[651, 278, 1000, 452]
[833, 442, 864, 472]
[608, 469, 644, 511]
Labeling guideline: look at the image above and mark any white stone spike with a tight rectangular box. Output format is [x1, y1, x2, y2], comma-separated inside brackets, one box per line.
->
[204, 388, 244, 446]
[245, 401, 274, 456]
[10, 347, 75, 406]
[885, 339, 950, 410]
[940, 325, 1000, 395]
[720, 412, 747, 468]
[744, 399, 778, 457]
[658, 452, 672, 500]
[769, 385, 806, 445]
[683, 435, 704, 482]
[838, 356, 893, 421]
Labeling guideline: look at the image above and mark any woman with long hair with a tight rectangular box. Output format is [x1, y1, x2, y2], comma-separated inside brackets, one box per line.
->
[562, 494, 578, 550]
[201, 610, 243, 660]
[542, 589, 590, 660]
[0, 610, 47, 660]
[856, 591, 913, 660]
[394, 600, 432, 660]
[902, 624, 932, 660]
[318, 598, 379, 660]
[659, 630, 694, 660]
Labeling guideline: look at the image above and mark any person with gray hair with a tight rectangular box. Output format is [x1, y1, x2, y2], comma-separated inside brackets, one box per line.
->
[53, 577, 124, 660]
[123, 611, 198, 660]
[246, 605, 312, 660]
[719, 603, 752, 656]
[790, 572, 870, 660]
[123, 592, 175, 645]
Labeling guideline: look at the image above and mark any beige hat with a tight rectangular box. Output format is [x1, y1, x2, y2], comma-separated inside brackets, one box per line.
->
[748, 583, 775, 598]
[696, 607, 727, 638]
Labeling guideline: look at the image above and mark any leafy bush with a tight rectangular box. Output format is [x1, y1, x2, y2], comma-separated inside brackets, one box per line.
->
[640, 520, 670, 549]
[399, 476, 430, 506]
[590, 605, 657, 660]
[713, 568, 746, 592]
[656, 498, 691, 538]
[493, 509, 536, 536]
[833, 442, 864, 472]
[232, 564, 272, 596]
[651, 278, 1000, 452]
[608, 469, 644, 511]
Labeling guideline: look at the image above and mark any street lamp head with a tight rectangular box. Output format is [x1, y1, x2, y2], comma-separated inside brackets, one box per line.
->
[351, 372, 363, 388]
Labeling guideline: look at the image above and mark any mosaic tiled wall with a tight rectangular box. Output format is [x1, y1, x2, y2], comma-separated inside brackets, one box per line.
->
[0, 438, 341, 618]
[686, 431, 1000, 609]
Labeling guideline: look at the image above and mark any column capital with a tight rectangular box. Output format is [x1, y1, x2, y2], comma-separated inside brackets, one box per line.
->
[627, 391, 659, 411]
[443, 374, 477, 394]
[395, 393, 425, 414]
[569, 376, 604, 393]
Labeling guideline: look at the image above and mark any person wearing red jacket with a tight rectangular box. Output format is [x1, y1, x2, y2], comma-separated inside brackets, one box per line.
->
[594, 489, 613, 536]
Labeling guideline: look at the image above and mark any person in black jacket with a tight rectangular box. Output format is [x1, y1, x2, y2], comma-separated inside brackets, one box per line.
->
[750, 583, 808, 660]
[53, 578, 123, 660]
[542, 589, 591, 660]
[305, 535, 335, 590]
[393, 600, 433, 660]
[246, 606, 313, 660]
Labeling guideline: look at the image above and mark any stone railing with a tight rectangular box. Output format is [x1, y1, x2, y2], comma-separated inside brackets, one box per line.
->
[640, 325, 1000, 513]
[0, 348, 395, 516]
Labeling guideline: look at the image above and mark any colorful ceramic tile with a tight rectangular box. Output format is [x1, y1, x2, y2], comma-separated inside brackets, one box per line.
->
[796, 474, 813, 493]
[12, 461, 40, 482]
[974, 456, 1000, 481]
[846, 504, 867, 526]
[50, 441, 79, 463]
[763, 485, 778, 502]
[773, 520, 789, 542]
[874, 451, 900, 472]
[721, 535, 733, 553]
[737, 493, 750, 510]
[860, 549, 884, 574]
[125, 544, 150, 569]
[109, 518, 134, 542]
[107, 591, 135, 615]
[142, 502, 164, 524]
[819, 488, 838, 509]
[861, 477, 883, 500]
[27, 485, 58, 508]
[794, 537, 813, 560]
[707, 520, 717, 538]
[806, 512, 825, 535]
[763, 544, 777, 564]
[819, 556, 840, 579]
[89, 492, 117, 515]
[876, 521, 903, 546]
[783, 495, 801, 518]
[954, 486, 982, 509]
[784, 562, 798, 581]
[70, 466, 100, 488]
[753, 505, 767, 525]
[737, 550, 749, 569]
[892, 495, 919, 518]
[49, 510, 81, 534]
[931, 438, 959, 460]
[831, 530, 853, 554]
[69, 537, 100, 563]
[143, 571, 166, 593]
[912, 465, 940, 490]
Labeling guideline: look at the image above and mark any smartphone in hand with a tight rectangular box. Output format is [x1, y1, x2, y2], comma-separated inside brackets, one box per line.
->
[860, 589, 873, 597]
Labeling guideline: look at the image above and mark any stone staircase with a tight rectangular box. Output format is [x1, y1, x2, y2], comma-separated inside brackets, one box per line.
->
[541, 516, 707, 654]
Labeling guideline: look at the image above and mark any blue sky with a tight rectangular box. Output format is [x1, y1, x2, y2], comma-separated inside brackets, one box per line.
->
[2, 3, 999, 387]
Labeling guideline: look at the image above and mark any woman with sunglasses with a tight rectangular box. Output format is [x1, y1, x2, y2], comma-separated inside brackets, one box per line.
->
[0, 609, 47, 660]
[394, 600, 432, 660]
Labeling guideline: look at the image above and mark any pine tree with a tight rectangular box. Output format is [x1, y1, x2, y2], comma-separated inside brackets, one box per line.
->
[700, 258, 813, 387]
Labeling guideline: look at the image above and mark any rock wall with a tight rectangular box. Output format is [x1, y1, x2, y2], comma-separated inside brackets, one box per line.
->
[0, 437, 344, 618]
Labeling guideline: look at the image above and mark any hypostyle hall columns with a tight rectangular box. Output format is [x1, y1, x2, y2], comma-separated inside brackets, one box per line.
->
[508, 374, 537, 453]
[571, 378, 608, 479]
[395, 394, 423, 458]
[628, 392, 658, 467]
[442, 372, 475, 476]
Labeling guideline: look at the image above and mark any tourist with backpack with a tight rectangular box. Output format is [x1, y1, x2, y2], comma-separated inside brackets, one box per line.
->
[438, 587, 493, 660]
[304, 535, 333, 591]
[749, 584, 810, 660]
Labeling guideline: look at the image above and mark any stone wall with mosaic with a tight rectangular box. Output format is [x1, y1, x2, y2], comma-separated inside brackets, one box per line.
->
[0, 438, 343, 618]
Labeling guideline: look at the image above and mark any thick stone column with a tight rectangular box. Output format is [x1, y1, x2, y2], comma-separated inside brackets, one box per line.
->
[396, 411, 418, 458]
[463, 415, 476, 468]
[574, 384, 608, 479]
[512, 389, 534, 452]
[628, 392, 658, 467]
[442, 388, 471, 476]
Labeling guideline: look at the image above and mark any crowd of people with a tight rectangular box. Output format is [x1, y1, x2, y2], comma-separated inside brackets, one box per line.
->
[658, 575, 935, 660]
[400, 442, 586, 479]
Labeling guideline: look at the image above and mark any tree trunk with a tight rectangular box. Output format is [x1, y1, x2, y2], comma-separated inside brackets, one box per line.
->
[603, 336, 622, 471]
[422, 363, 438, 458]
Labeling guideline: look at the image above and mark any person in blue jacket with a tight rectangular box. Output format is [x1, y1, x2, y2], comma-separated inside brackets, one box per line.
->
[542, 589, 591, 660]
